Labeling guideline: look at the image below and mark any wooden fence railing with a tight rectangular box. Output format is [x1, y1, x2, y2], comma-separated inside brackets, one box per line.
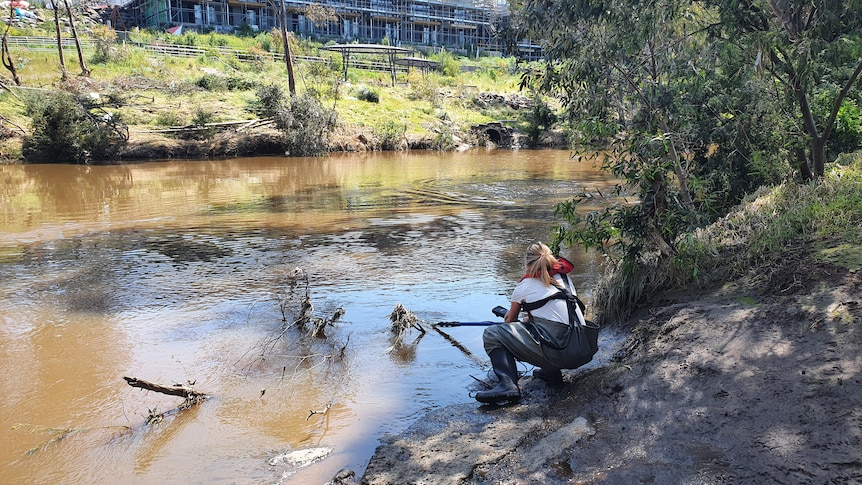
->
[4, 36, 406, 73]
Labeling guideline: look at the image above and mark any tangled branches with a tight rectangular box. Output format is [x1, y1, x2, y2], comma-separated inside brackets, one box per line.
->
[386, 304, 426, 363]
[388, 303, 424, 337]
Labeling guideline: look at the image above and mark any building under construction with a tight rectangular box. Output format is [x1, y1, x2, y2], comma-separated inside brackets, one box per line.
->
[122, 0, 511, 54]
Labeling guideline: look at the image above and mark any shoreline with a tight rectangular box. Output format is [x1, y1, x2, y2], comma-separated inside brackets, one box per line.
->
[359, 265, 862, 484]
[2, 115, 569, 165]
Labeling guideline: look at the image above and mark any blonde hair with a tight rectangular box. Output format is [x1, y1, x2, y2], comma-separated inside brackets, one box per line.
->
[524, 242, 560, 287]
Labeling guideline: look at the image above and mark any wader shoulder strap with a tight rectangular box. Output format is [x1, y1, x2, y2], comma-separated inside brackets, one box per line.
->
[521, 287, 586, 316]
[520, 291, 566, 312]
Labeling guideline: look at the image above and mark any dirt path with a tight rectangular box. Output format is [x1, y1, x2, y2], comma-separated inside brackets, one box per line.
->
[361, 267, 862, 484]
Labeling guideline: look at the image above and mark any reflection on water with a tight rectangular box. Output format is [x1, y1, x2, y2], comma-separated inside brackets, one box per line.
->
[0, 149, 617, 484]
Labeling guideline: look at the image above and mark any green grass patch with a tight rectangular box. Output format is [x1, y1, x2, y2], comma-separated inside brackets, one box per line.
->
[673, 150, 862, 285]
[593, 151, 862, 323]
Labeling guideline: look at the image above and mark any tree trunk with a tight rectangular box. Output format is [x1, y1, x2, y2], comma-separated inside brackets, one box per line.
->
[2, 8, 21, 86]
[50, 0, 67, 81]
[277, 0, 296, 96]
[61, 0, 90, 77]
[658, 116, 694, 211]
[811, 136, 827, 177]
[795, 147, 813, 181]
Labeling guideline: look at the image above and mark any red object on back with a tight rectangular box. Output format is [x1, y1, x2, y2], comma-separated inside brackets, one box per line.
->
[551, 256, 574, 275]
[522, 256, 574, 280]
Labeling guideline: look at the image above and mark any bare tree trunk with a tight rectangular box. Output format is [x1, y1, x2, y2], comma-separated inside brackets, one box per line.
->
[2, 7, 21, 86]
[50, 0, 67, 81]
[658, 116, 694, 211]
[795, 147, 813, 181]
[61, 0, 90, 77]
[279, 1, 296, 96]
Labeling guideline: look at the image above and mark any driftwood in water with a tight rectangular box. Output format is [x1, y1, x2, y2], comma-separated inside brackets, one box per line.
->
[123, 376, 207, 425]
[123, 376, 206, 400]
[389, 303, 425, 336]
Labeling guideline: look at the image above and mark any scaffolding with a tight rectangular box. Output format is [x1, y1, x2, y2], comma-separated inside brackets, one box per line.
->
[124, 0, 510, 53]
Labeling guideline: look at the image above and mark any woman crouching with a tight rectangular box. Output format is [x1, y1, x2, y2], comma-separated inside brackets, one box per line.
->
[476, 242, 596, 404]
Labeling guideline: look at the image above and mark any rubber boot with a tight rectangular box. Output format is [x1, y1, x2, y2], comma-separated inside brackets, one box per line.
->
[475, 348, 521, 404]
[533, 367, 564, 385]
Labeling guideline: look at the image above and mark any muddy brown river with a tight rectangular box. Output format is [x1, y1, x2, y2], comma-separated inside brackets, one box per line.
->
[0, 149, 616, 484]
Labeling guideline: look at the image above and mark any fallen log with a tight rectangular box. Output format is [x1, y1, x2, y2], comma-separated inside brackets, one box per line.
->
[123, 376, 206, 400]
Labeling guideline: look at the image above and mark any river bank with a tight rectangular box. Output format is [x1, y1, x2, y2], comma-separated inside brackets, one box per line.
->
[2, 89, 561, 164]
[359, 256, 862, 484]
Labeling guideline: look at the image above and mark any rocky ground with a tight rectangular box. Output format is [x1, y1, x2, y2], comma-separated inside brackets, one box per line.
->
[359, 261, 862, 484]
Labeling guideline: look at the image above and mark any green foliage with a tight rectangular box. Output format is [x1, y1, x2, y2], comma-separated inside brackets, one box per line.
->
[225, 76, 258, 91]
[302, 61, 340, 99]
[588, 152, 862, 323]
[235, 23, 257, 38]
[196, 74, 228, 91]
[90, 24, 121, 64]
[182, 108, 216, 140]
[408, 75, 440, 107]
[708, 0, 862, 176]
[524, 92, 556, 146]
[373, 120, 406, 150]
[22, 90, 127, 164]
[431, 122, 456, 151]
[434, 48, 460, 77]
[516, 0, 862, 320]
[252, 83, 284, 117]
[258, 35, 272, 52]
[521, 1, 725, 262]
[831, 98, 862, 155]
[674, 152, 862, 285]
[353, 85, 379, 103]
[176, 31, 200, 47]
[196, 74, 257, 91]
[152, 111, 184, 127]
[207, 32, 229, 47]
[261, 91, 337, 156]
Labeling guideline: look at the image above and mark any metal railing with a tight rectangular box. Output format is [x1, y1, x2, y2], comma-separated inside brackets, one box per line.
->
[4, 35, 329, 65]
[4, 35, 424, 73]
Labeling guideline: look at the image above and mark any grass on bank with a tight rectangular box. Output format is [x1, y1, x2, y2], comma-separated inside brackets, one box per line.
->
[0, 28, 527, 161]
[593, 151, 862, 324]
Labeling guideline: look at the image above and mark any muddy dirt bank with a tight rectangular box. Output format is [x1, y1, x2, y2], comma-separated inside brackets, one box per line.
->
[360, 265, 862, 484]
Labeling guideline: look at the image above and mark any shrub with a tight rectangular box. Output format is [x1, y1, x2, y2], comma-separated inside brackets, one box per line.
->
[524, 93, 557, 146]
[90, 24, 120, 64]
[272, 93, 337, 156]
[431, 123, 455, 151]
[373, 121, 406, 150]
[152, 111, 184, 127]
[184, 108, 216, 140]
[196, 74, 228, 91]
[22, 91, 126, 164]
[353, 85, 379, 103]
[226, 76, 258, 91]
[435, 48, 461, 77]
[252, 83, 285, 117]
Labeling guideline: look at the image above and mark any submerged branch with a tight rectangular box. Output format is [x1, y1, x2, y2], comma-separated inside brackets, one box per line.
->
[306, 401, 334, 421]
[12, 423, 131, 456]
[431, 325, 486, 368]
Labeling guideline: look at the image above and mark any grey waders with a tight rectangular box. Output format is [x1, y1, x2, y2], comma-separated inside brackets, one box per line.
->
[475, 348, 521, 404]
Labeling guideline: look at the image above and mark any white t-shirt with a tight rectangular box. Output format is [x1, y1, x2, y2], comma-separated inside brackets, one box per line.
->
[510, 276, 570, 323]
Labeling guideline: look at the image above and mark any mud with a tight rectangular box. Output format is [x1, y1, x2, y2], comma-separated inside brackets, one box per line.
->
[361, 266, 862, 484]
